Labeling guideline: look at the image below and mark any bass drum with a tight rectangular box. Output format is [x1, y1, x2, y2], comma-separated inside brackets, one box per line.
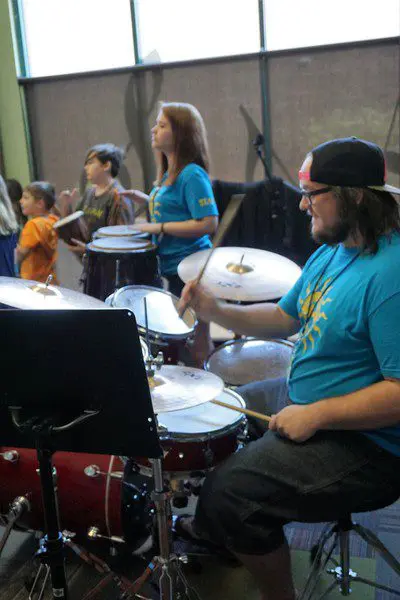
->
[0, 449, 153, 552]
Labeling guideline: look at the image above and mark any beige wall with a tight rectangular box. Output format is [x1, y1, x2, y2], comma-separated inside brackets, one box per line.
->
[14, 39, 400, 289]
[269, 41, 400, 187]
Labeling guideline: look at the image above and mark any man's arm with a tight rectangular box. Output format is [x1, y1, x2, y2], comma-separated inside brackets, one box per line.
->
[179, 282, 300, 339]
[270, 379, 400, 442]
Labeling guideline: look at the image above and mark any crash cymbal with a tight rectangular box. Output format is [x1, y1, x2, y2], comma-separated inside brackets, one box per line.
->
[0, 276, 108, 310]
[149, 365, 224, 413]
[178, 247, 302, 301]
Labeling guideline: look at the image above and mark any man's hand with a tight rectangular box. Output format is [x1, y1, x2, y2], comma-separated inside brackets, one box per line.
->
[178, 281, 220, 323]
[66, 238, 86, 256]
[269, 404, 322, 443]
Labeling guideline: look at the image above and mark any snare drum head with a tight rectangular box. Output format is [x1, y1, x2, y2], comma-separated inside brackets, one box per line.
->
[96, 225, 144, 237]
[112, 285, 196, 339]
[206, 338, 293, 386]
[88, 237, 151, 252]
[158, 388, 245, 435]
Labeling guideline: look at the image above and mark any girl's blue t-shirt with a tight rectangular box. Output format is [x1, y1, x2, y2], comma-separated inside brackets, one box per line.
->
[149, 164, 218, 276]
[279, 233, 400, 457]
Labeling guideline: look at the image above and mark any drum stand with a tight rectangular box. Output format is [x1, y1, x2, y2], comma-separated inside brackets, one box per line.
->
[129, 457, 202, 600]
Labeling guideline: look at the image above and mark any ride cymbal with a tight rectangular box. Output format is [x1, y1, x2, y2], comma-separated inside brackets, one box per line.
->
[178, 247, 301, 301]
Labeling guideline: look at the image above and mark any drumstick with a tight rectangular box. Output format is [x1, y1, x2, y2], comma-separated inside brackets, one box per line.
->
[211, 398, 272, 423]
[178, 193, 244, 317]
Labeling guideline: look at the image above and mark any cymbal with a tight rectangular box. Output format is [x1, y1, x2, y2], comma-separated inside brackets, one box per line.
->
[178, 247, 302, 301]
[149, 365, 224, 413]
[0, 277, 108, 310]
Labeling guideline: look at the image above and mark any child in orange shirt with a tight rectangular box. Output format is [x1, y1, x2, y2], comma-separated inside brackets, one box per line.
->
[17, 182, 59, 283]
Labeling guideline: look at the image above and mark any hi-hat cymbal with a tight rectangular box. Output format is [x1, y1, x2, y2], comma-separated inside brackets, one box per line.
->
[149, 365, 224, 413]
[0, 276, 108, 310]
[178, 247, 302, 301]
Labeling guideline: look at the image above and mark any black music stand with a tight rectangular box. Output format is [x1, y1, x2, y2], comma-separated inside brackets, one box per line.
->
[0, 309, 162, 600]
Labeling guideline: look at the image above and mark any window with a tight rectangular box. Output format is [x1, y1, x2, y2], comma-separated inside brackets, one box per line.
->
[21, 0, 135, 77]
[264, 0, 400, 51]
[135, 0, 260, 64]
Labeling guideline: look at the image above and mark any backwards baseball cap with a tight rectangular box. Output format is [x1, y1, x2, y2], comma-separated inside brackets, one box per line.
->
[299, 137, 400, 195]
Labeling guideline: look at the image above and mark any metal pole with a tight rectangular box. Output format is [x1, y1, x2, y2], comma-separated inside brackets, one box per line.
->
[129, 0, 141, 65]
[258, 0, 273, 173]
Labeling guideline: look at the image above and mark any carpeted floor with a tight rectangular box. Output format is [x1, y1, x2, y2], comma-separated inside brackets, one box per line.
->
[1, 501, 399, 599]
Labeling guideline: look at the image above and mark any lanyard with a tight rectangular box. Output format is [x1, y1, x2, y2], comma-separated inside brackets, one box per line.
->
[300, 246, 360, 338]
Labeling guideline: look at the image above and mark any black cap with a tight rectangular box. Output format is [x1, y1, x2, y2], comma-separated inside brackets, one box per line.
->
[299, 137, 400, 195]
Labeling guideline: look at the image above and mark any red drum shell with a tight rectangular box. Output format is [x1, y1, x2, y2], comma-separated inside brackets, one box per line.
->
[135, 388, 246, 475]
[0, 449, 123, 538]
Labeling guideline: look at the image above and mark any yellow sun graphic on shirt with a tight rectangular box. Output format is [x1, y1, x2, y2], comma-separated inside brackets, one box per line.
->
[297, 278, 333, 351]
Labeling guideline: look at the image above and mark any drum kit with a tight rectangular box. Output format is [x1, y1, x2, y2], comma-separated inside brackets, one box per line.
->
[0, 232, 300, 598]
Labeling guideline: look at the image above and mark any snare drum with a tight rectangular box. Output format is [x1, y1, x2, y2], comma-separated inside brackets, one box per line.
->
[135, 388, 246, 477]
[205, 337, 294, 387]
[109, 285, 197, 364]
[0, 449, 153, 551]
[53, 211, 88, 244]
[84, 237, 160, 301]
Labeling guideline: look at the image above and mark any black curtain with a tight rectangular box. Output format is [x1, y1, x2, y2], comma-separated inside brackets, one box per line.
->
[212, 178, 317, 266]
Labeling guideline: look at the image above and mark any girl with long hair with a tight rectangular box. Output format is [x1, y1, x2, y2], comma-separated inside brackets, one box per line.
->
[125, 102, 219, 366]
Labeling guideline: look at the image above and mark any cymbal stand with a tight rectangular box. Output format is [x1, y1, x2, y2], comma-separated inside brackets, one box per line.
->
[126, 457, 202, 600]
[143, 298, 164, 379]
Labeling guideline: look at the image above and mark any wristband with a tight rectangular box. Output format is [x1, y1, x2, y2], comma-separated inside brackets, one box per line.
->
[160, 222, 164, 234]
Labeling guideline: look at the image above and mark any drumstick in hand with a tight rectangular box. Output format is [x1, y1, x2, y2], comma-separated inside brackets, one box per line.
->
[178, 193, 244, 318]
[211, 398, 271, 423]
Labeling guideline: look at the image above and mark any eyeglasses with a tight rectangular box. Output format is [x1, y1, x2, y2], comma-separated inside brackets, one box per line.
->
[300, 186, 332, 206]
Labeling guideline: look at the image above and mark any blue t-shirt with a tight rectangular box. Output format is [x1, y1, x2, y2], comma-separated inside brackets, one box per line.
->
[148, 164, 218, 276]
[279, 233, 400, 456]
[0, 233, 17, 277]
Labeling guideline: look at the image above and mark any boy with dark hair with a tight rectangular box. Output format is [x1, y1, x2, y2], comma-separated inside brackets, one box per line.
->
[59, 143, 135, 256]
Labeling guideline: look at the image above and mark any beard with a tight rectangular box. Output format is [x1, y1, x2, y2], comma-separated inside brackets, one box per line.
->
[311, 218, 352, 246]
